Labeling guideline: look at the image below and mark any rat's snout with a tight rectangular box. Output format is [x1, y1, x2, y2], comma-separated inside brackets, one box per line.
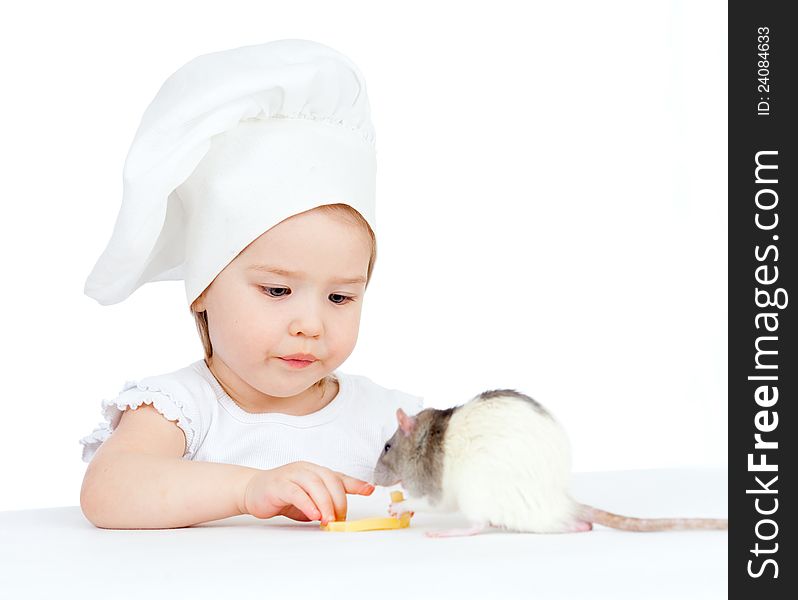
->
[372, 464, 400, 487]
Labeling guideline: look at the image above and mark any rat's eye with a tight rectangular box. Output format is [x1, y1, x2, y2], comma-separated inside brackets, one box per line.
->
[383, 443, 391, 453]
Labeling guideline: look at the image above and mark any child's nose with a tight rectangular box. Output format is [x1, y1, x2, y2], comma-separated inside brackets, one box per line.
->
[288, 312, 324, 337]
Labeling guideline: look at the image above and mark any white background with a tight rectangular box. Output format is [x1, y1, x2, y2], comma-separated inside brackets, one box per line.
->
[0, 0, 727, 511]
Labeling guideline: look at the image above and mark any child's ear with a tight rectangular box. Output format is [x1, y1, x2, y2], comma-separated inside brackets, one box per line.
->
[191, 294, 206, 312]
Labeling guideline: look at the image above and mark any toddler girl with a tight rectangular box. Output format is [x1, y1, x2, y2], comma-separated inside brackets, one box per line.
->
[79, 39, 423, 529]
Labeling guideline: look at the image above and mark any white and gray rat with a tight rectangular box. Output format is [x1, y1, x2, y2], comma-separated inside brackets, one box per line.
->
[372, 389, 728, 538]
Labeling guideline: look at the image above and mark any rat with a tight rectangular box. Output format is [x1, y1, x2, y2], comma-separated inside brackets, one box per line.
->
[372, 389, 729, 538]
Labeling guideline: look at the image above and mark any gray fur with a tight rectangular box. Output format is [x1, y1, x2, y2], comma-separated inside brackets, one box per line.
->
[372, 406, 456, 504]
[477, 388, 551, 418]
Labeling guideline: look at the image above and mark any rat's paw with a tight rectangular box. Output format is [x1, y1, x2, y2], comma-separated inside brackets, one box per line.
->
[570, 520, 593, 533]
[388, 501, 414, 518]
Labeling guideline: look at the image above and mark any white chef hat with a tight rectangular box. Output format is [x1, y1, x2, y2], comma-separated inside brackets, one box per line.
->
[84, 39, 377, 307]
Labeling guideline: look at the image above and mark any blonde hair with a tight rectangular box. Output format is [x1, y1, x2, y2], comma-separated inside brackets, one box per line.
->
[189, 203, 376, 362]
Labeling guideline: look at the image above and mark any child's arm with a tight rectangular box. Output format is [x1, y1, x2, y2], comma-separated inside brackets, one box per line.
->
[80, 404, 259, 529]
[80, 404, 375, 529]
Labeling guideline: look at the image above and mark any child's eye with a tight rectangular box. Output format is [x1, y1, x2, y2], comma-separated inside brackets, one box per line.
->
[329, 293, 356, 305]
[260, 287, 355, 305]
[262, 286, 290, 298]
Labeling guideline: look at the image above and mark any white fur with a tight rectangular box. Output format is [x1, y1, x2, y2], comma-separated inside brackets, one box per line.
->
[438, 395, 578, 532]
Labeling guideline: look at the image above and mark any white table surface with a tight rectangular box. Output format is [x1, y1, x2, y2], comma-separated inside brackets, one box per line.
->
[0, 468, 727, 600]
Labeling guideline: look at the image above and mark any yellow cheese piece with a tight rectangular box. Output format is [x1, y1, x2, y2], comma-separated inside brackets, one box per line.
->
[320, 513, 412, 532]
[321, 491, 411, 532]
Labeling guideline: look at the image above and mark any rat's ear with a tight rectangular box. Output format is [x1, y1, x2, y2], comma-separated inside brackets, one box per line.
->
[397, 408, 417, 436]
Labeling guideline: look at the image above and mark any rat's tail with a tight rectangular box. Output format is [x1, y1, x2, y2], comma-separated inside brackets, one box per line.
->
[577, 504, 728, 532]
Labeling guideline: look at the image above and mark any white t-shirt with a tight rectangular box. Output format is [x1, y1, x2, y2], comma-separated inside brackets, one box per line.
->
[79, 359, 424, 482]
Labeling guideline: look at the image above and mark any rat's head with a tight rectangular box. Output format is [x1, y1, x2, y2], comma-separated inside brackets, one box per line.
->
[190, 203, 375, 403]
[373, 406, 454, 498]
[373, 408, 419, 487]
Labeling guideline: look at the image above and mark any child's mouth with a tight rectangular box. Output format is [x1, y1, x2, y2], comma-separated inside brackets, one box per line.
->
[279, 358, 315, 369]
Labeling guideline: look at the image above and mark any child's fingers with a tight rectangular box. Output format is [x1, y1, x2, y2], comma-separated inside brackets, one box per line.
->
[280, 505, 312, 522]
[338, 474, 376, 496]
[284, 484, 322, 522]
[293, 472, 337, 525]
[314, 470, 349, 521]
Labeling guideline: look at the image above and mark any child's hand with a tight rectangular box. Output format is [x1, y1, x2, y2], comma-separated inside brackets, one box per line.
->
[243, 461, 375, 525]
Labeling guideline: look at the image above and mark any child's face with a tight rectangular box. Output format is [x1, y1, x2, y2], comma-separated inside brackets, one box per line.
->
[193, 209, 371, 405]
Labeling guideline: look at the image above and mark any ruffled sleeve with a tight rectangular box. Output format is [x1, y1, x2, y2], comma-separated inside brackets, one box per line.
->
[79, 377, 202, 463]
